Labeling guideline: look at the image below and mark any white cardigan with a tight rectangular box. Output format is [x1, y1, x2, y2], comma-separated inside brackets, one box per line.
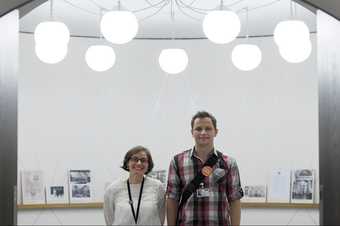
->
[104, 176, 165, 225]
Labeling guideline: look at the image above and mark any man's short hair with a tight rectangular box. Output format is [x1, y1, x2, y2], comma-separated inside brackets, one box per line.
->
[191, 111, 217, 130]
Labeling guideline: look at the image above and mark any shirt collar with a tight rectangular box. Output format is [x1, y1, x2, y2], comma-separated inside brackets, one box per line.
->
[190, 146, 218, 158]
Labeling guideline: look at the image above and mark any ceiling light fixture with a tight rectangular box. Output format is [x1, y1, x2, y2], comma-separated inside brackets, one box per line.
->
[202, 1, 240, 44]
[35, 43, 68, 64]
[34, 0, 70, 64]
[274, 1, 312, 63]
[100, 1, 139, 44]
[231, 7, 262, 71]
[278, 40, 312, 63]
[86, 10, 116, 72]
[232, 44, 262, 71]
[159, 2, 188, 74]
[85, 45, 116, 72]
[159, 49, 189, 74]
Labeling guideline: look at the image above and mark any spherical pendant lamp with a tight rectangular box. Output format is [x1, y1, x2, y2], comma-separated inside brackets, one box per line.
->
[203, 10, 241, 44]
[85, 45, 116, 72]
[34, 21, 70, 64]
[159, 49, 189, 74]
[231, 44, 262, 71]
[35, 43, 68, 64]
[100, 11, 138, 44]
[278, 40, 312, 63]
[34, 21, 70, 46]
[274, 20, 310, 46]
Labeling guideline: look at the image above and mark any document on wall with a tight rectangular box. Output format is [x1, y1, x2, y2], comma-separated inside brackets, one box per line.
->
[291, 169, 315, 203]
[21, 170, 45, 204]
[267, 169, 291, 203]
[243, 185, 267, 203]
[69, 169, 92, 203]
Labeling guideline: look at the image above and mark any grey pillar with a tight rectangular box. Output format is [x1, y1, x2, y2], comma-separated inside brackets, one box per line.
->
[0, 10, 19, 226]
[317, 10, 340, 225]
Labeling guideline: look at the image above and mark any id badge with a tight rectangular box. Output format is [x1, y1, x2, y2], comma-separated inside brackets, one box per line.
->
[196, 182, 210, 198]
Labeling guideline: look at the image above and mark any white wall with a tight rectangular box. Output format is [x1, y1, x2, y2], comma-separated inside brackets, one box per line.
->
[18, 33, 319, 225]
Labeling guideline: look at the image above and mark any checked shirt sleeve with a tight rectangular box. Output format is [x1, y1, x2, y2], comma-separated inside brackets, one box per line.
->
[166, 158, 181, 201]
[226, 158, 244, 202]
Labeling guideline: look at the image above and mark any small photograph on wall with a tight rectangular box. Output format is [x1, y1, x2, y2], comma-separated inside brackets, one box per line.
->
[148, 169, 167, 184]
[69, 170, 92, 203]
[46, 185, 69, 204]
[21, 170, 45, 204]
[243, 185, 267, 202]
[291, 169, 315, 203]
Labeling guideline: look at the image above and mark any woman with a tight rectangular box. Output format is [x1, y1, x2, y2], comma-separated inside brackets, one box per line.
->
[104, 146, 165, 225]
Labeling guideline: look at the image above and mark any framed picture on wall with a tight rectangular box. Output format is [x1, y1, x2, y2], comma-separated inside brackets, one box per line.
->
[46, 184, 69, 204]
[69, 170, 92, 203]
[291, 169, 315, 203]
[267, 169, 291, 203]
[243, 185, 267, 202]
[21, 170, 45, 204]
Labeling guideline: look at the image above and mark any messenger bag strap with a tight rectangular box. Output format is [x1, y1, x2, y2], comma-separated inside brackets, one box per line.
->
[175, 153, 219, 226]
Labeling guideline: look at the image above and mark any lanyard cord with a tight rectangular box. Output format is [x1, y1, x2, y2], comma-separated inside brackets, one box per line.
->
[127, 177, 145, 224]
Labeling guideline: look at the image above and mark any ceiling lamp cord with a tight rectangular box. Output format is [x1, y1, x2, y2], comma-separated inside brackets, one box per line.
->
[232, 7, 262, 71]
[85, 7, 116, 72]
[34, 0, 70, 64]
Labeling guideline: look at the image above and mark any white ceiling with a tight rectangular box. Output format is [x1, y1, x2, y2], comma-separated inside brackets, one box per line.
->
[19, 0, 316, 39]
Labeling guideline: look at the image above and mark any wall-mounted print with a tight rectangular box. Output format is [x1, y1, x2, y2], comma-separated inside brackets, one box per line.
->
[69, 170, 92, 203]
[243, 185, 267, 203]
[21, 170, 45, 204]
[291, 169, 315, 203]
[46, 185, 68, 204]
[148, 169, 167, 184]
[267, 169, 291, 203]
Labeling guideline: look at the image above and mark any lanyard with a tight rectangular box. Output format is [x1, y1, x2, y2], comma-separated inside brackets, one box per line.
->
[127, 177, 145, 224]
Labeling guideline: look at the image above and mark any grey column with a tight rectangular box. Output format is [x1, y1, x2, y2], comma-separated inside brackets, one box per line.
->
[317, 10, 340, 225]
[0, 10, 19, 226]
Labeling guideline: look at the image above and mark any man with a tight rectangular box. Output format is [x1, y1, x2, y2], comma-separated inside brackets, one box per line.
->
[166, 111, 243, 226]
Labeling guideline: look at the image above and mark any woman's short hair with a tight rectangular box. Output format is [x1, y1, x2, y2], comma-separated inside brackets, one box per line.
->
[121, 145, 154, 174]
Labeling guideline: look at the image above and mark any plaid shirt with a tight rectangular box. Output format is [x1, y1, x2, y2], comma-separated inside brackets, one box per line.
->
[166, 148, 243, 226]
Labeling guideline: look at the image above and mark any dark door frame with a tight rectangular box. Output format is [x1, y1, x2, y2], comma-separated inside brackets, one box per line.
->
[1, 0, 340, 225]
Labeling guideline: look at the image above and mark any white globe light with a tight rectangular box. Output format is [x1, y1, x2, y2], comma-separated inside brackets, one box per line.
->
[279, 40, 312, 63]
[159, 49, 188, 74]
[35, 43, 68, 64]
[203, 10, 241, 44]
[231, 44, 262, 71]
[274, 20, 310, 46]
[85, 45, 116, 72]
[100, 11, 138, 44]
[34, 21, 70, 46]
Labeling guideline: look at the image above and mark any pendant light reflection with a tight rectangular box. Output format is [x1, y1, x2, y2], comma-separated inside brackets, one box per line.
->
[35, 43, 68, 64]
[85, 45, 116, 72]
[231, 44, 262, 71]
[159, 49, 189, 74]
[278, 40, 312, 63]
[274, 20, 311, 63]
[34, 21, 70, 64]
[203, 10, 241, 44]
[100, 11, 139, 44]
[274, 20, 310, 46]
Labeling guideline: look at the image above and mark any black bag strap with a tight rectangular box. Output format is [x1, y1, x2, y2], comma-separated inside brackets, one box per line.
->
[175, 153, 219, 226]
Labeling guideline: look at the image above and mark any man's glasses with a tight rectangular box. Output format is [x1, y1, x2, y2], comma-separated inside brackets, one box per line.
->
[129, 156, 148, 164]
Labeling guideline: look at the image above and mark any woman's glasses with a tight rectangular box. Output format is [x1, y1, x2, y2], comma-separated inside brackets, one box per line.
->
[130, 156, 148, 164]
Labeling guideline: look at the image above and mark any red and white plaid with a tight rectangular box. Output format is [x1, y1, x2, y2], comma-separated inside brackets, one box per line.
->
[166, 148, 243, 226]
